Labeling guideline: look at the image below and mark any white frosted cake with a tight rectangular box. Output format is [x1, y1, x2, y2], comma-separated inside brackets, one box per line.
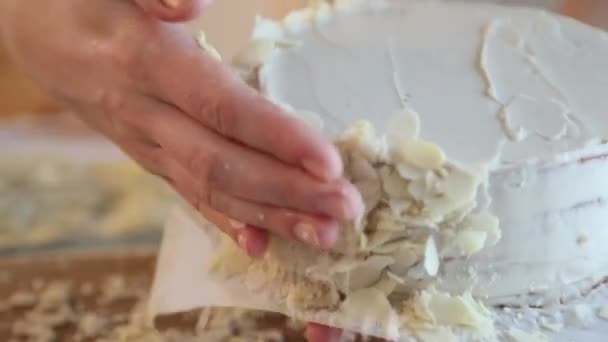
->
[149, 1, 608, 341]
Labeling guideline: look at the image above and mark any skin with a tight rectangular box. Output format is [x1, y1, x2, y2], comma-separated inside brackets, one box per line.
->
[0, 1, 603, 341]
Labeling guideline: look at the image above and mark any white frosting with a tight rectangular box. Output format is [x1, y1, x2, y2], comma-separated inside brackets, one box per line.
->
[258, 1, 608, 165]
[252, 1, 608, 306]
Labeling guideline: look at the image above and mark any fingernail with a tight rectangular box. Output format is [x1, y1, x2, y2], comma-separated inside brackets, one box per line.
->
[293, 222, 319, 247]
[320, 185, 364, 221]
[303, 158, 339, 182]
[161, 0, 180, 8]
[237, 233, 249, 253]
[345, 183, 365, 217]
[318, 222, 340, 249]
[228, 219, 245, 230]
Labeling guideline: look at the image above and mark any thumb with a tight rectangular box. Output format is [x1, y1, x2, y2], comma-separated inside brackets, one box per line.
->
[133, 0, 213, 22]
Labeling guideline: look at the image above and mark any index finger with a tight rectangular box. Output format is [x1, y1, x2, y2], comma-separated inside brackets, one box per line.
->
[146, 29, 343, 181]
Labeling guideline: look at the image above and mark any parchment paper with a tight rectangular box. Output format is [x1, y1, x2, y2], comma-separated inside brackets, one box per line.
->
[148, 204, 608, 341]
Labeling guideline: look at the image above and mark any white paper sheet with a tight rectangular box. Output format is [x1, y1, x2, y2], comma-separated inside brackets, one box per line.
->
[148, 204, 404, 340]
[149, 204, 608, 341]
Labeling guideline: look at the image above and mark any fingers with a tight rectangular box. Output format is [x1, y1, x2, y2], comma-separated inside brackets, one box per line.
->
[107, 128, 270, 257]
[192, 190, 340, 249]
[235, 226, 268, 257]
[306, 324, 343, 342]
[165, 156, 270, 257]
[144, 33, 343, 181]
[138, 97, 363, 222]
[133, 0, 211, 21]
[210, 82, 344, 182]
[112, 137, 167, 178]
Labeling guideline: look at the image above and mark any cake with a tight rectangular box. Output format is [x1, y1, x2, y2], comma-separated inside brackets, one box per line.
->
[149, 1, 608, 340]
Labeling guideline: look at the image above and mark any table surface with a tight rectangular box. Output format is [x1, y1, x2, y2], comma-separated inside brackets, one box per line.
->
[0, 247, 316, 341]
[0, 247, 156, 341]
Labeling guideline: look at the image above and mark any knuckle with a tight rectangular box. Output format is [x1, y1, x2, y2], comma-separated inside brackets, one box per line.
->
[193, 185, 211, 212]
[274, 178, 300, 207]
[109, 36, 140, 71]
[262, 210, 303, 241]
[186, 148, 223, 188]
[93, 89, 132, 137]
[274, 210, 299, 235]
[197, 92, 235, 136]
[96, 23, 148, 82]
[96, 88, 128, 114]
[140, 150, 167, 177]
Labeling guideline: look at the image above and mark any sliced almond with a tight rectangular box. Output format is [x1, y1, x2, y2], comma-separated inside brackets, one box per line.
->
[233, 39, 277, 70]
[454, 230, 488, 255]
[395, 141, 445, 171]
[340, 288, 400, 339]
[468, 212, 501, 247]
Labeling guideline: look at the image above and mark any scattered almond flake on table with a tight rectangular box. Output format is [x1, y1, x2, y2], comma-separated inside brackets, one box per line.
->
[32, 278, 45, 291]
[74, 312, 110, 340]
[11, 281, 76, 342]
[6, 290, 37, 308]
[4, 273, 306, 342]
[79, 281, 96, 296]
[0, 270, 12, 284]
[98, 274, 144, 305]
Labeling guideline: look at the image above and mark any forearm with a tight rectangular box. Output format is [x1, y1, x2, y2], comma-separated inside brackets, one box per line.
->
[562, 0, 608, 29]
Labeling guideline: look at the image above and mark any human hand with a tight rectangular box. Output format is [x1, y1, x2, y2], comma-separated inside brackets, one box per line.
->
[306, 324, 344, 342]
[0, 0, 363, 257]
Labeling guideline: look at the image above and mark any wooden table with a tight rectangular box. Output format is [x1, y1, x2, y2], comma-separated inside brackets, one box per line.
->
[0, 247, 309, 341]
[0, 247, 157, 341]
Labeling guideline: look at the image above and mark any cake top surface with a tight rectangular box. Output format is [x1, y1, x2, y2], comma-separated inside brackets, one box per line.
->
[256, 0, 608, 167]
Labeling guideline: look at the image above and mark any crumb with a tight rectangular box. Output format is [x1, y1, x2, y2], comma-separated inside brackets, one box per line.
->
[577, 234, 588, 246]
[38, 281, 72, 310]
[79, 281, 95, 296]
[6, 290, 37, 308]
[74, 312, 109, 339]
[98, 275, 137, 304]
[0, 271, 12, 284]
[32, 278, 45, 292]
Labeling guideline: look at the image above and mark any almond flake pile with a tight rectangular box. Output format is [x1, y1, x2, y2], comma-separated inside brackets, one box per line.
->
[2, 276, 305, 342]
[208, 108, 502, 340]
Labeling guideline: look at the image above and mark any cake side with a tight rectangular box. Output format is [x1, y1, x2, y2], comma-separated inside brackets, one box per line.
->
[441, 150, 608, 306]
[255, 0, 608, 166]
[237, 0, 608, 305]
